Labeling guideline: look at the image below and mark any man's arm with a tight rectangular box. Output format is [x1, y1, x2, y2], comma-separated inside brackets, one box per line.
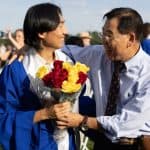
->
[56, 112, 100, 130]
[62, 45, 104, 66]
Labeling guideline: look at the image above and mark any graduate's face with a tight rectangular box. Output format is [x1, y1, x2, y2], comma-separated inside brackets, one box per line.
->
[39, 15, 68, 50]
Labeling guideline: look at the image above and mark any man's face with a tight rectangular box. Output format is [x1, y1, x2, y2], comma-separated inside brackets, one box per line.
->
[41, 15, 68, 49]
[102, 17, 130, 61]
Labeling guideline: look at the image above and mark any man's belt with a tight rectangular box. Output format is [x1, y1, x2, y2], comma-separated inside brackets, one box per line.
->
[118, 137, 140, 145]
[118, 135, 150, 149]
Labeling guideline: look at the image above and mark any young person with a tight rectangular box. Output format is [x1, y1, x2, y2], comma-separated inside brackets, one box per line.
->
[0, 3, 77, 150]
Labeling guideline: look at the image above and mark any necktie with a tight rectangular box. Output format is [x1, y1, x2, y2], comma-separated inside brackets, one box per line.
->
[105, 61, 125, 116]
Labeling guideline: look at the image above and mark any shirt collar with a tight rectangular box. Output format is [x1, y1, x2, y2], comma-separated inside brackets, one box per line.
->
[124, 47, 143, 71]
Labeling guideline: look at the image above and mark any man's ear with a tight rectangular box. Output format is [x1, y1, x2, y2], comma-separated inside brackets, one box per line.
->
[127, 32, 136, 48]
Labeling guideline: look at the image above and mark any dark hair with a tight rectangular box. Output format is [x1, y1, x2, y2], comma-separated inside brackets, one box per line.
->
[65, 36, 84, 47]
[103, 7, 143, 41]
[23, 3, 62, 50]
[142, 22, 150, 38]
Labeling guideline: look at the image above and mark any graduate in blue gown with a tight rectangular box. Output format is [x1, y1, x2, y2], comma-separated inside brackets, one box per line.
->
[0, 3, 76, 150]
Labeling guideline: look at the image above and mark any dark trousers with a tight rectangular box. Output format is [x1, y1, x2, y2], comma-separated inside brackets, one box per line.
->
[93, 133, 139, 150]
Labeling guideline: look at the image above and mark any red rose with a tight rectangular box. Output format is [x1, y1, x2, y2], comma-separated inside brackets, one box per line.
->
[54, 60, 63, 70]
[77, 72, 87, 85]
[42, 60, 68, 88]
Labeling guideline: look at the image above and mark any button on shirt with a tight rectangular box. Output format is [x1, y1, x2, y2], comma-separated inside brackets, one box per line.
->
[63, 45, 150, 142]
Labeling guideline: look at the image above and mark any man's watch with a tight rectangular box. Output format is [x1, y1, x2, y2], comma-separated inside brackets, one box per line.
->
[79, 116, 89, 131]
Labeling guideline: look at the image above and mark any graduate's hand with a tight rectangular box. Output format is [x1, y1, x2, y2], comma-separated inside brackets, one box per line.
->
[46, 101, 71, 119]
[33, 101, 71, 123]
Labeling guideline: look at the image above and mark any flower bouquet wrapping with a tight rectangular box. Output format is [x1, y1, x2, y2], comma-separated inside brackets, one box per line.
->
[36, 60, 89, 142]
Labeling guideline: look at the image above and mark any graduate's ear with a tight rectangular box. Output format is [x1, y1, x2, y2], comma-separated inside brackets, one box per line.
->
[38, 32, 47, 39]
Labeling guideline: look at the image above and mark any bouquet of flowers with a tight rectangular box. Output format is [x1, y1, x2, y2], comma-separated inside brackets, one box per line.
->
[36, 60, 89, 104]
[35, 60, 89, 141]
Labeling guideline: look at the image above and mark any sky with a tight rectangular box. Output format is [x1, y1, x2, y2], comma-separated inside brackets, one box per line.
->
[0, 0, 150, 35]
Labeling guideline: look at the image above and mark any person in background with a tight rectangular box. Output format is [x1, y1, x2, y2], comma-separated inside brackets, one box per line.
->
[0, 3, 79, 150]
[7, 28, 25, 50]
[0, 44, 7, 72]
[65, 35, 84, 47]
[141, 22, 150, 54]
[3, 29, 25, 64]
[60, 7, 150, 150]
[79, 32, 91, 46]
[0, 44, 15, 73]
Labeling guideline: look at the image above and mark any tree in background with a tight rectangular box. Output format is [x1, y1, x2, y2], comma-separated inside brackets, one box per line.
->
[77, 31, 102, 45]
[89, 31, 102, 45]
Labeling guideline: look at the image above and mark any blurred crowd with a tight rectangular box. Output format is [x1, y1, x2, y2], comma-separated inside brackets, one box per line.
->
[0, 29, 24, 72]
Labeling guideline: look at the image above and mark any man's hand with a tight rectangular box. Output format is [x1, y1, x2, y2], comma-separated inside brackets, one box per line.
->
[56, 112, 83, 129]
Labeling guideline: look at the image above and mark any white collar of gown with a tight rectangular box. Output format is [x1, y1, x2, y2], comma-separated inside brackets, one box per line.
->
[22, 48, 72, 78]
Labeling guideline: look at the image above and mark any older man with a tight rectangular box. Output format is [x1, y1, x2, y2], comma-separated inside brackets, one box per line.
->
[61, 7, 150, 150]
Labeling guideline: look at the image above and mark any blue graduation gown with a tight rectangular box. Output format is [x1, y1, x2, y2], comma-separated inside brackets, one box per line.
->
[0, 60, 76, 150]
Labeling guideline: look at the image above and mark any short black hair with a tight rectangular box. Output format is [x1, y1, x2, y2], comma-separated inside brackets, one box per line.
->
[103, 7, 143, 41]
[23, 3, 62, 50]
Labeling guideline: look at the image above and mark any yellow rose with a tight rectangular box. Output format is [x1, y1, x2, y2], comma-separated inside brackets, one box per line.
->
[75, 62, 90, 73]
[36, 66, 49, 79]
[61, 81, 81, 93]
[67, 68, 79, 83]
[62, 62, 72, 71]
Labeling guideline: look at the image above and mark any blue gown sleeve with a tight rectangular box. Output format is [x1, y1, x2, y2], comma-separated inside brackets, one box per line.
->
[0, 61, 40, 150]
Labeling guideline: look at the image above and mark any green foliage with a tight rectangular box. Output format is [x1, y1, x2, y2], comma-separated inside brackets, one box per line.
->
[76, 31, 102, 45]
[0, 38, 12, 46]
[89, 31, 102, 45]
